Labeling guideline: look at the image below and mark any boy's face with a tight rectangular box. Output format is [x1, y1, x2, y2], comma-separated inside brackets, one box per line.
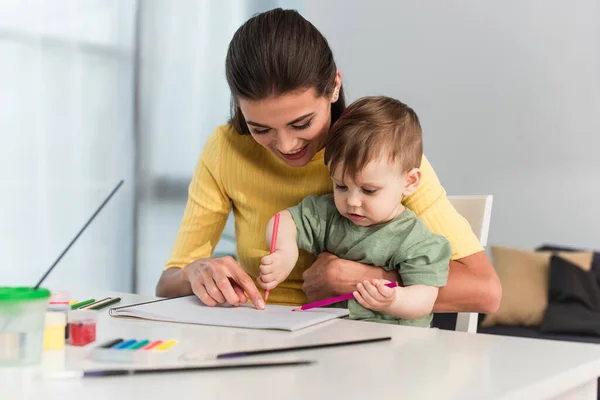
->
[330, 159, 420, 227]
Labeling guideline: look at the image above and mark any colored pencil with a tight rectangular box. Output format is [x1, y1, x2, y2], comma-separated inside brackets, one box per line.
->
[114, 339, 137, 350]
[129, 340, 150, 350]
[89, 297, 121, 310]
[264, 212, 280, 303]
[80, 297, 110, 310]
[44, 361, 314, 379]
[98, 338, 124, 349]
[71, 299, 96, 310]
[142, 340, 163, 350]
[154, 340, 176, 351]
[216, 337, 391, 359]
[292, 282, 399, 311]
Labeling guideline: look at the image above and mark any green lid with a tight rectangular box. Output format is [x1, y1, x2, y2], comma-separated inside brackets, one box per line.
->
[0, 287, 51, 302]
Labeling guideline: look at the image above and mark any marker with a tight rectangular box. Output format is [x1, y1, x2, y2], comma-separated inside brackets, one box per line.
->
[153, 340, 176, 351]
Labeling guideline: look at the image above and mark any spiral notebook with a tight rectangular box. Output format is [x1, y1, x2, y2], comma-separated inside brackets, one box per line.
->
[109, 295, 349, 332]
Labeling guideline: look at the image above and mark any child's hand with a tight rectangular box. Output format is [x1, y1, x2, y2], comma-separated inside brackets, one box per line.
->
[256, 249, 296, 290]
[353, 279, 397, 313]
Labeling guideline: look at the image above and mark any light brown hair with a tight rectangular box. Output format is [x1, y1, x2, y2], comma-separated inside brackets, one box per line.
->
[324, 96, 423, 179]
[225, 8, 346, 135]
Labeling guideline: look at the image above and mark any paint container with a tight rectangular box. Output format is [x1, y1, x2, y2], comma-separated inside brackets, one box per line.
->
[43, 312, 66, 350]
[68, 310, 98, 346]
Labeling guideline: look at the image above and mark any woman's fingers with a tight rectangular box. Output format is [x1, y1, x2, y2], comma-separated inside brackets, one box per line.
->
[228, 263, 265, 310]
[232, 283, 248, 304]
[192, 282, 217, 307]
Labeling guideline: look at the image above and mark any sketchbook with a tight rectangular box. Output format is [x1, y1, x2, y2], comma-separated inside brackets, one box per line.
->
[109, 295, 349, 332]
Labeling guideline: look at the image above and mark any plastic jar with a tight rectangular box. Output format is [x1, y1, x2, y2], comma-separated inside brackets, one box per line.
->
[43, 312, 66, 350]
[68, 310, 98, 346]
[0, 287, 51, 366]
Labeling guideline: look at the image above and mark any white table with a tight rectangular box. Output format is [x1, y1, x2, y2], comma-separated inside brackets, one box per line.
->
[4, 291, 600, 400]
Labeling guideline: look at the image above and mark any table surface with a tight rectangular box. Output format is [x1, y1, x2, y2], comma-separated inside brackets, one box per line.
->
[4, 291, 600, 400]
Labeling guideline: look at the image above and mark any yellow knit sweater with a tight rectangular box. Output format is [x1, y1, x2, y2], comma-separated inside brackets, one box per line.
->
[166, 125, 482, 305]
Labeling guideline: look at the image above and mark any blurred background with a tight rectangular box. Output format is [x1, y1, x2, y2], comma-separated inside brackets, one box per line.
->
[1, 0, 598, 295]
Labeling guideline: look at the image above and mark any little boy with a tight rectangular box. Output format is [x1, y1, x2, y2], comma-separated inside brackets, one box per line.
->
[258, 96, 451, 327]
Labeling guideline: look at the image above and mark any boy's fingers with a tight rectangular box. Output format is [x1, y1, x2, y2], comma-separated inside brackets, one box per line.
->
[364, 281, 385, 301]
[357, 282, 376, 304]
[259, 263, 274, 275]
[260, 255, 273, 265]
[257, 272, 277, 284]
[377, 282, 395, 297]
[353, 291, 369, 309]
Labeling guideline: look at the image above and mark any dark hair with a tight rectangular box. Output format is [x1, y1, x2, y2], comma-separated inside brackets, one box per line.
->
[325, 96, 423, 179]
[225, 8, 345, 135]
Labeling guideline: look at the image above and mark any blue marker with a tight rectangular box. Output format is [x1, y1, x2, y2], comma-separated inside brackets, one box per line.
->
[114, 339, 137, 349]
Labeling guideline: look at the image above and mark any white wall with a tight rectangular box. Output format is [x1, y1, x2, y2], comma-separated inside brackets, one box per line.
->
[0, 1, 136, 291]
[298, 1, 600, 250]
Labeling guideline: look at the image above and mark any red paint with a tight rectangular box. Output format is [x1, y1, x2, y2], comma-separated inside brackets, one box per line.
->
[69, 322, 96, 346]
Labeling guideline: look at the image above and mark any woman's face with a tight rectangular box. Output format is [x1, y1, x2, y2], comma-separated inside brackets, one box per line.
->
[239, 81, 340, 168]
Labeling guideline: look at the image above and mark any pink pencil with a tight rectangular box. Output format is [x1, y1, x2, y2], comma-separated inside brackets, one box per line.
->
[264, 213, 280, 303]
[292, 282, 398, 311]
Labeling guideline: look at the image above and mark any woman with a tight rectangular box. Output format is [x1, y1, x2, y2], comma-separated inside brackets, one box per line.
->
[156, 8, 501, 314]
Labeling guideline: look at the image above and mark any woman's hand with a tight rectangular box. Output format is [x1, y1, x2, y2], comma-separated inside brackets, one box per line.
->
[183, 256, 265, 310]
[302, 253, 399, 302]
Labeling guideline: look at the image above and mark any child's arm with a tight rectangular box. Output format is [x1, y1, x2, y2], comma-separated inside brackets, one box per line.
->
[257, 210, 299, 290]
[354, 280, 439, 320]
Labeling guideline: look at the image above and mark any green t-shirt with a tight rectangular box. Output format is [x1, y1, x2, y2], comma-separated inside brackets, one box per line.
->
[288, 194, 451, 327]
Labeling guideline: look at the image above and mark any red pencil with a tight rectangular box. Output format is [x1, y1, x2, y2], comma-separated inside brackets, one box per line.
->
[264, 213, 280, 303]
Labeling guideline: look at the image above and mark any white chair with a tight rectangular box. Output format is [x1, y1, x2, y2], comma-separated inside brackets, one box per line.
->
[447, 195, 494, 333]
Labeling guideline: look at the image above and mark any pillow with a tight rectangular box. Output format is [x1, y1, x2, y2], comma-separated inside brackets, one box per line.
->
[481, 246, 593, 327]
[540, 255, 600, 336]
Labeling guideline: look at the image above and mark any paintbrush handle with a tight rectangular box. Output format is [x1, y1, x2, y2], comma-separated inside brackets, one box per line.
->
[299, 282, 398, 311]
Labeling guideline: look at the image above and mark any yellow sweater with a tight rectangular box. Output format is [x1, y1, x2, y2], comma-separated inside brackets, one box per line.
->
[166, 125, 483, 305]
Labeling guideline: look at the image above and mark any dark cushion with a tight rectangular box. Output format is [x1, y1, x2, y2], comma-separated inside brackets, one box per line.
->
[539, 255, 600, 336]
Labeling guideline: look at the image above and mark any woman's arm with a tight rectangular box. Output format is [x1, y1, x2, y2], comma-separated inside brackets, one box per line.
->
[302, 251, 501, 313]
[156, 129, 231, 298]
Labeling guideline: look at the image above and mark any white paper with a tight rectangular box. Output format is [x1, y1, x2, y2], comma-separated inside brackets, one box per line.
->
[109, 296, 349, 331]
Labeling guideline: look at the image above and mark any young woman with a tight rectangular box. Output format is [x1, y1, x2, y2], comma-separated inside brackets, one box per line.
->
[156, 8, 501, 314]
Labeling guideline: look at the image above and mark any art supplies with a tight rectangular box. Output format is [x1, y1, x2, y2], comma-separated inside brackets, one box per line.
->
[263, 212, 280, 303]
[0, 287, 51, 366]
[43, 312, 66, 350]
[216, 337, 392, 359]
[44, 360, 314, 379]
[80, 297, 110, 310]
[0, 181, 123, 366]
[292, 281, 399, 311]
[109, 295, 348, 331]
[71, 299, 95, 310]
[33, 180, 124, 290]
[68, 310, 98, 346]
[89, 297, 121, 310]
[90, 338, 178, 363]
